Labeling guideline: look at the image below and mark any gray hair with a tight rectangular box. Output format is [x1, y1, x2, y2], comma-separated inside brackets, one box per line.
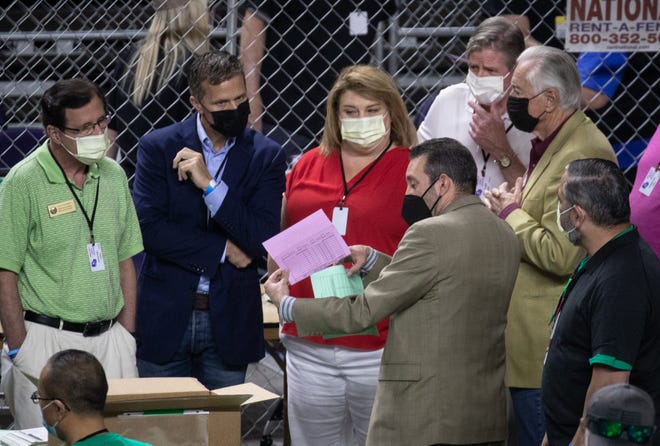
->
[564, 159, 630, 227]
[466, 17, 526, 70]
[517, 46, 581, 109]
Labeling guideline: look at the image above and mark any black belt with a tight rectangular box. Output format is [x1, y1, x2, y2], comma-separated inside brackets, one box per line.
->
[194, 293, 210, 311]
[24, 311, 116, 337]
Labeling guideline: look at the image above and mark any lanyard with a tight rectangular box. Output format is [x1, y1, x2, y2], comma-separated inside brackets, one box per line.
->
[338, 138, 392, 209]
[548, 225, 635, 325]
[50, 148, 100, 245]
[212, 148, 232, 181]
[549, 256, 589, 325]
[480, 122, 514, 177]
[76, 429, 109, 443]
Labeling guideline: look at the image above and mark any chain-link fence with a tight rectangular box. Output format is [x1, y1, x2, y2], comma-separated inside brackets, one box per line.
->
[3, 0, 657, 181]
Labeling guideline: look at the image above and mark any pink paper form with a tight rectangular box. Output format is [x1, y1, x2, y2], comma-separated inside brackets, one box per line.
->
[263, 209, 350, 284]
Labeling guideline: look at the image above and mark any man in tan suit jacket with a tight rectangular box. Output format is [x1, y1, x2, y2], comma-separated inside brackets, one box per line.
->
[266, 138, 521, 445]
[485, 46, 617, 446]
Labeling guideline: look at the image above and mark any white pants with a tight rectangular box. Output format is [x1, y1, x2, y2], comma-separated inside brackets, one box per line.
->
[1, 320, 138, 428]
[282, 334, 382, 446]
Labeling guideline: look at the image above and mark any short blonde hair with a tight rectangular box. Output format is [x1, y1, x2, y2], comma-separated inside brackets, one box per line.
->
[320, 65, 417, 155]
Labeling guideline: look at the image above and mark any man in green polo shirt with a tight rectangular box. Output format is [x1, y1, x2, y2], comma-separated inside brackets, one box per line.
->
[0, 79, 143, 428]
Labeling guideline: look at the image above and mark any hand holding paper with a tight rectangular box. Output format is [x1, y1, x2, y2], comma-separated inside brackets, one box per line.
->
[264, 269, 290, 308]
[262, 209, 350, 284]
[345, 245, 372, 277]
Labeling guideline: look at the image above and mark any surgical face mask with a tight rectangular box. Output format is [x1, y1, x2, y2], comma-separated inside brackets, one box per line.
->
[465, 70, 507, 105]
[507, 91, 546, 133]
[41, 401, 64, 440]
[340, 114, 388, 147]
[207, 100, 250, 138]
[556, 203, 580, 245]
[60, 130, 109, 165]
[401, 178, 441, 226]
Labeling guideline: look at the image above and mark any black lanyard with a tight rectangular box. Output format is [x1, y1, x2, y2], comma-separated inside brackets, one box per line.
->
[212, 148, 232, 181]
[338, 139, 392, 209]
[76, 428, 109, 443]
[50, 148, 100, 245]
[480, 122, 514, 177]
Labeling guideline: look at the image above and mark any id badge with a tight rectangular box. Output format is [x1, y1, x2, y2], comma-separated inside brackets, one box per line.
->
[349, 11, 368, 36]
[87, 242, 106, 272]
[639, 167, 660, 197]
[476, 175, 492, 198]
[332, 207, 349, 236]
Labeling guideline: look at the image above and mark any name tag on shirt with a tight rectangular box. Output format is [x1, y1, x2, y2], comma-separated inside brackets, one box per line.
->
[332, 207, 348, 236]
[349, 11, 368, 36]
[639, 167, 660, 196]
[47, 200, 76, 217]
[87, 243, 106, 272]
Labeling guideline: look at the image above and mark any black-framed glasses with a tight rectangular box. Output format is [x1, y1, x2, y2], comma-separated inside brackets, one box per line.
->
[587, 416, 654, 444]
[60, 114, 111, 137]
[30, 390, 55, 405]
[30, 391, 70, 410]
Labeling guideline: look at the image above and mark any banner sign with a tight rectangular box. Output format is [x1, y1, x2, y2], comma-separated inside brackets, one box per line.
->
[566, 0, 660, 51]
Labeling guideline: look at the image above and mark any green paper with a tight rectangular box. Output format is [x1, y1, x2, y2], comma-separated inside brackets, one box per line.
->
[310, 265, 379, 339]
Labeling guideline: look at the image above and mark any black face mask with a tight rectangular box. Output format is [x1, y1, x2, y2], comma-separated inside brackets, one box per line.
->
[507, 93, 544, 133]
[207, 100, 250, 138]
[401, 178, 441, 226]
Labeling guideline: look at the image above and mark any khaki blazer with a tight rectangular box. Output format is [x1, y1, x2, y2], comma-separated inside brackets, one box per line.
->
[295, 195, 520, 445]
[504, 110, 617, 388]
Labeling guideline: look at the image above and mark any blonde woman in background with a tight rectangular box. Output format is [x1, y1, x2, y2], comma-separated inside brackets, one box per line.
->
[107, 0, 210, 183]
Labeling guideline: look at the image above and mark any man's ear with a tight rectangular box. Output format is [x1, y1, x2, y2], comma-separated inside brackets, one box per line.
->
[435, 173, 452, 196]
[53, 399, 68, 414]
[572, 205, 587, 228]
[46, 125, 62, 146]
[543, 87, 560, 113]
[189, 95, 202, 114]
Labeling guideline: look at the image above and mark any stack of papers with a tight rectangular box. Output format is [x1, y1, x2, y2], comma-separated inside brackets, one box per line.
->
[1, 428, 48, 446]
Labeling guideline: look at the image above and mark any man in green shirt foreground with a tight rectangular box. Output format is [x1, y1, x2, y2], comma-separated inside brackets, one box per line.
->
[35, 349, 150, 446]
[0, 78, 143, 428]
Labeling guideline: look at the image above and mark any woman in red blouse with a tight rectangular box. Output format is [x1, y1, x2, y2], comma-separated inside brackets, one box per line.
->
[278, 65, 417, 445]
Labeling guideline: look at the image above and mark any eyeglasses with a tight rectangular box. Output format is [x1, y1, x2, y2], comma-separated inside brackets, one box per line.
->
[587, 416, 654, 444]
[60, 114, 111, 137]
[30, 391, 70, 410]
[30, 390, 55, 405]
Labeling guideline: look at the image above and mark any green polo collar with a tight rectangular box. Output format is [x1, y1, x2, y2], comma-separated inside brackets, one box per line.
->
[35, 141, 101, 185]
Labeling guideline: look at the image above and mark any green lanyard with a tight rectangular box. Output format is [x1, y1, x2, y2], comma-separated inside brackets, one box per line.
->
[548, 225, 634, 325]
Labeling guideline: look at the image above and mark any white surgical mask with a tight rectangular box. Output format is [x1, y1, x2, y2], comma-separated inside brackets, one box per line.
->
[340, 114, 388, 147]
[60, 130, 109, 165]
[465, 70, 507, 105]
[556, 203, 576, 236]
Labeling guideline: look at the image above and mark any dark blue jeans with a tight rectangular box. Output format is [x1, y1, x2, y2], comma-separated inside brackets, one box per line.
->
[138, 310, 246, 390]
[510, 387, 546, 446]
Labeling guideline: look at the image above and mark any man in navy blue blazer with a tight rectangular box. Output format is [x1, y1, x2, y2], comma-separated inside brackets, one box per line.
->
[132, 50, 286, 389]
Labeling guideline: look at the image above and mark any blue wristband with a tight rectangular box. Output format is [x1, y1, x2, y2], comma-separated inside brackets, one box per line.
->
[204, 179, 218, 197]
[8, 348, 19, 359]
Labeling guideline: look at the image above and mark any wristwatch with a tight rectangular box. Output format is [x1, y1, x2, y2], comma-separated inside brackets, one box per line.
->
[497, 155, 512, 168]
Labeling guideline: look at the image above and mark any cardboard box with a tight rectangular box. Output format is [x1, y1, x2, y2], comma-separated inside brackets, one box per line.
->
[48, 378, 279, 446]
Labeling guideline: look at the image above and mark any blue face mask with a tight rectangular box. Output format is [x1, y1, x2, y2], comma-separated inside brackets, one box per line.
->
[41, 401, 64, 440]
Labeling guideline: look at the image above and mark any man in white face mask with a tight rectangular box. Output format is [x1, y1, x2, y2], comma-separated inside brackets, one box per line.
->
[418, 17, 532, 200]
[0, 79, 143, 428]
